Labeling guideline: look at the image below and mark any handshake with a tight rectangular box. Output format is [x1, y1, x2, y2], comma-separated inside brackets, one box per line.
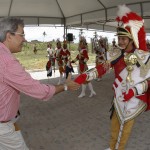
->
[74, 64, 107, 84]
[74, 68, 98, 84]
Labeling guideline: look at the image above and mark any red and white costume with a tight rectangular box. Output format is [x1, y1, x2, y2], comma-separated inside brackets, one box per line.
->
[72, 37, 96, 98]
[94, 38, 107, 80]
[73, 48, 89, 74]
[60, 47, 74, 78]
[46, 44, 55, 77]
[74, 5, 150, 149]
[60, 48, 70, 66]
[107, 48, 150, 122]
[60, 48, 70, 70]
[55, 41, 64, 84]
[55, 48, 64, 69]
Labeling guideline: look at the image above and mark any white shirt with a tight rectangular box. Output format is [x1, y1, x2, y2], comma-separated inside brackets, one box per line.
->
[47, 47, 53, 55]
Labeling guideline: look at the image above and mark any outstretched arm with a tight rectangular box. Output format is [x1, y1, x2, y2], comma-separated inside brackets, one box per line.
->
[74, 62, 110, 84]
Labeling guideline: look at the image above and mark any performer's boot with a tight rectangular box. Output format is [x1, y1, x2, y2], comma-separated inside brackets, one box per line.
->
[63, 73, 66, 79]
[57, 74, 63, 85]
[78, 84, 86, 98]
[109, 111, 134, 150]
[88, 82, 96, 97]
[97, 77, 102, 82]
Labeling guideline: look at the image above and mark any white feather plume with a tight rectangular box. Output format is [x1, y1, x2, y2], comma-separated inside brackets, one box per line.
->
[124, 20, 143, 48]
[117, 4, 131, 19]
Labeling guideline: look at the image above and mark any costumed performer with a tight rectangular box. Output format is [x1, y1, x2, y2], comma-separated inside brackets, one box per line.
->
[74, 5, 150, 150]
[72, 37, 96, 98]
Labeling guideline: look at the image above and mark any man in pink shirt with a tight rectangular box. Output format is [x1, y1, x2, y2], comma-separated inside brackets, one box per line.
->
[0, 17, 80, 150]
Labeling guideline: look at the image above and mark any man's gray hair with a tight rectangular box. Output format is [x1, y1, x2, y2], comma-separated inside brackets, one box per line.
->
[0, 17, 24, 42]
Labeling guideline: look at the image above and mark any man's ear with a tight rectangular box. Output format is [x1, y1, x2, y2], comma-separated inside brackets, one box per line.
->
[6, 32, 13, 41]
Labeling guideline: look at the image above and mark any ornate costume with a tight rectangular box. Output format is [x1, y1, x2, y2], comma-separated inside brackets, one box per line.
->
[73, 48, 89, 73]
[72, 37, 96, 98]
[74, 5, 150, 149]
[46, 43, 55, 77]
[55, 41, 64, 84]
[94, 37, 107, 80]
[60, 41, 74, 78]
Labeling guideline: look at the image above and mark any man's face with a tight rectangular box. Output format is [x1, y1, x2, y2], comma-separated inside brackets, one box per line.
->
[9, 25, 26, 53]
[118, 36, 133, 52]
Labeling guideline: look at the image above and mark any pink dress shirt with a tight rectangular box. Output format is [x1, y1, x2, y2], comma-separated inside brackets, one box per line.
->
[0, 43, 56, 121]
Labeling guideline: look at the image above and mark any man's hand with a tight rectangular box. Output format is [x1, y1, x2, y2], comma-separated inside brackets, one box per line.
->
[122, 88, 135, 102]
[66, 74, 80, 91]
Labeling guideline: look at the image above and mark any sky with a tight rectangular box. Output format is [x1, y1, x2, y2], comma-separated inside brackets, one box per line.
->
[24, 26, 116, 44]
[24, 26, 150, 44]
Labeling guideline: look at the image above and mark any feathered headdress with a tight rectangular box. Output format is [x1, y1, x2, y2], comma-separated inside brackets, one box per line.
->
[56, 39, 61, 46]
[79, 36, 87, 46]
[116, 4, 147, 51]
[63, 40, 67, 45]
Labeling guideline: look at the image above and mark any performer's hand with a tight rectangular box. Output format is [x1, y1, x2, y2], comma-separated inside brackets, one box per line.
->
[122, 88, 135, 102]
[103, 62, 110, 71]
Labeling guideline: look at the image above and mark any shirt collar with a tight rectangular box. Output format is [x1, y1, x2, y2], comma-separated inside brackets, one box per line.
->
[0, 42, 12, 54]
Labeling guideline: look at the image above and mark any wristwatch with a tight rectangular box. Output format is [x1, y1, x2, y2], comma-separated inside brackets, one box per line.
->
[63, 84, 68, 91]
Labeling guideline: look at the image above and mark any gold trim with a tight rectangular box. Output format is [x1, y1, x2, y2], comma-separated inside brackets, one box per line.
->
[134, 50, 150, 77]
[114, 98, 147, 123]
[107, 47, 122, 63]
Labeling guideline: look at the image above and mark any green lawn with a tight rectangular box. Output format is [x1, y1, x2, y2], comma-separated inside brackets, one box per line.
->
[15, 42, 96, 70]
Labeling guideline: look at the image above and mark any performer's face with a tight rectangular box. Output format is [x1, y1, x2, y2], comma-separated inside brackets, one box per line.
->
[118, 36, 133, 52]
[79, 42, 86, 49]
[63, 44, 67, 49]
[57, 43, 61, 48]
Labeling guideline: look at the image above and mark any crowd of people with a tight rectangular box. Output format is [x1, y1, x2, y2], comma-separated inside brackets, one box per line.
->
[45, 33, 109, 98]
[0, 4, 150, 150]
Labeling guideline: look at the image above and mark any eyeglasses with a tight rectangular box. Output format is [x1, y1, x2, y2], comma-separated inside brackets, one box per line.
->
[11, 32, 25, 37]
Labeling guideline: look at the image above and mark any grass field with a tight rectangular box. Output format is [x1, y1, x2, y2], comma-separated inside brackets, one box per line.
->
[14, 42, 96, 70]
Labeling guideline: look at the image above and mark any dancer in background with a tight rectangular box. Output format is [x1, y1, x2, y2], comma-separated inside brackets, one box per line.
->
[47, 43, 54, 58]
[55, 40, 64, 85]
[46, 43, 55, 77]
[72, 37, 96, 98]
[94, 36, 107, 81]
[74, 5, 150, 149]
[112, 38, 117, 48]
[61, 40, 74, 79]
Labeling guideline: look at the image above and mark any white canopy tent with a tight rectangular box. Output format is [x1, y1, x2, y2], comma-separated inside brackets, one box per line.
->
[0, 0, 150, 34]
